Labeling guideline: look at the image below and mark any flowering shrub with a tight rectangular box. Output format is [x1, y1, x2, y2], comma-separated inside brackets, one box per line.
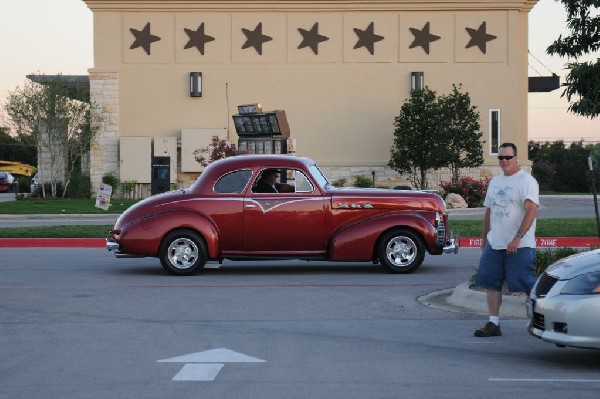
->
[193, 136, 249, 167]
[440, 176, 489, 208]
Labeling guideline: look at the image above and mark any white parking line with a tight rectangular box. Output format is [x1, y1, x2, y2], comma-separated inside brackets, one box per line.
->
[490, 378, 600, 383]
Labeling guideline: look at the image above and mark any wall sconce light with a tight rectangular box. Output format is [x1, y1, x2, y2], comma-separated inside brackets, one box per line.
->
[190, 72, 202, 97]
[411, 72, 424, 91]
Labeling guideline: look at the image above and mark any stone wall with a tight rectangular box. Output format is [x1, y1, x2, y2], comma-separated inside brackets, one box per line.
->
[89, 71, 119, 193]
[319, 163, 531, 190]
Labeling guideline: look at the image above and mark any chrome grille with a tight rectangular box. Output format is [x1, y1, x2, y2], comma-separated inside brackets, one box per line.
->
[535, 273, 558, 297]
[532, 312, 545, 331]
[435, 214, 446, 247]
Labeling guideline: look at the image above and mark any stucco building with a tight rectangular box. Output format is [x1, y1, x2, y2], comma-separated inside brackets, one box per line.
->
[82, 0, 539, 195]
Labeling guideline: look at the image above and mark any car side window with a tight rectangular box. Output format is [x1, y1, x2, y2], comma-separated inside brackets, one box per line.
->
[293, 170, 314, 193]
[250, 168, 314, 194]
[214, 170, 252, 193]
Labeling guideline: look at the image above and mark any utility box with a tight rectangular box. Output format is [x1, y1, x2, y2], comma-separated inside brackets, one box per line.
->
[151, 156, 170, 195]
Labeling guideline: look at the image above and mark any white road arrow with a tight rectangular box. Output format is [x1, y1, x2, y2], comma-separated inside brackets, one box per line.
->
[157, 348, 266, 381]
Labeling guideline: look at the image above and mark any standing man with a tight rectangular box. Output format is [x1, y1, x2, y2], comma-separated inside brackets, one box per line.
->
[473, 142, 539, 337]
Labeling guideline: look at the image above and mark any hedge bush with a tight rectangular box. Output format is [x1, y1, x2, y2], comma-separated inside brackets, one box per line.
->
[529, 140, 600, 193]
[354, 175, 373, 188]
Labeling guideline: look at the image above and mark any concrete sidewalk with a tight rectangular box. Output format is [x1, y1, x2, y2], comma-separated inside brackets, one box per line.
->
[419, 283, 527, 318]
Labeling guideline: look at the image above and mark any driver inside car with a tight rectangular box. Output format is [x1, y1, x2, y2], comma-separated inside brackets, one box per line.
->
[253, 169, 294, 193]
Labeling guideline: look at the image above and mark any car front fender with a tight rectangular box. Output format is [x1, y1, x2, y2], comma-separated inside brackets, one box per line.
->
[329, 214, 437, 261]
[119, 211, 220, 258]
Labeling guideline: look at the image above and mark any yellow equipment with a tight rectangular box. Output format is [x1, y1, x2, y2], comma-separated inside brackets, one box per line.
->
[0, 161, 37, 176]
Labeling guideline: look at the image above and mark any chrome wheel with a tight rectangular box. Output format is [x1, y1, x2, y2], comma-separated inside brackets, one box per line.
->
[159, 229, 207, 275]
[377, 229, 425, 274]
[167, 237, 199, 269]
[385, 236, 417, 267]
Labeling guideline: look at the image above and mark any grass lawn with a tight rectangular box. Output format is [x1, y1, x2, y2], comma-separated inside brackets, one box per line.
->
[0, 198, 139, 214]
[0, 218, 597, 238]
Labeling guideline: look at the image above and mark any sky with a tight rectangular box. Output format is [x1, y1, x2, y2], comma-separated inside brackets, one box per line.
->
[0, 0, 597, 142]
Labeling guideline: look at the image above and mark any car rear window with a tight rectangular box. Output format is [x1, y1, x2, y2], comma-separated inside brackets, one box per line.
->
[214, 170, 252, 193]
[0, 172, 8, 179]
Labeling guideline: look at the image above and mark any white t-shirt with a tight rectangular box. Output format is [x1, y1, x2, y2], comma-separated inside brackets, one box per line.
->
[484, 170, 539, 249]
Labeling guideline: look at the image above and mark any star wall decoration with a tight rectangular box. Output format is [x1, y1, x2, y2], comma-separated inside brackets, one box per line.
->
[298, 22, 329, 55]
[465, 21, 497, 54]
[130, 22, 161, 55]
[184, 23, 215, 55]
[409, 22, 441, 55]
[353, 22, 384, 55]
[241, 22, 273, 55]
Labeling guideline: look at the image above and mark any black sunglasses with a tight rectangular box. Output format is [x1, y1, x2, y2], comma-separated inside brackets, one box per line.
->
[497, 155, 515, 160]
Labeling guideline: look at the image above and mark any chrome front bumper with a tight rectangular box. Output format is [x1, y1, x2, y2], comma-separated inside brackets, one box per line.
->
[443, 235, 459, 254]
[436, 213, 459, 254]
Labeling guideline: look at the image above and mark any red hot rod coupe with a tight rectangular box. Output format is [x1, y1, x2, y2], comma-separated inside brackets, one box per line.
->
[107, 155, 458, 275]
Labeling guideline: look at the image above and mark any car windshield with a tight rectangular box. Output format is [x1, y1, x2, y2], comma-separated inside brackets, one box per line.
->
[308, 164, 330, 189]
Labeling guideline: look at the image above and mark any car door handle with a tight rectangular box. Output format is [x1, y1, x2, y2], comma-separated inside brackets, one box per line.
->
[245, 204, 256, 208]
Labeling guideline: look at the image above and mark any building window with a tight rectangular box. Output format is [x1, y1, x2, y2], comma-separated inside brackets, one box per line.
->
[489, 109, 500, 154]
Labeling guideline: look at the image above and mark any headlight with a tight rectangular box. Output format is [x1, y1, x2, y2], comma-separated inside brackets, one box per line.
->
[561, 272, 600, 295]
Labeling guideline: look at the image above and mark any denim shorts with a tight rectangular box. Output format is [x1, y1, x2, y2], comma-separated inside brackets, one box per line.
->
[474, 243, 537, 293]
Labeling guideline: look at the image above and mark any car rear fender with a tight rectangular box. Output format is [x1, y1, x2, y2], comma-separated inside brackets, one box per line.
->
[329, 214, 436, 261]
[119, 211, 220, 258]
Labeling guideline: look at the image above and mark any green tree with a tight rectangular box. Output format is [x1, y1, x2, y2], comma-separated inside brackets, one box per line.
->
[529, 139, 595, 192]
[64, 108, 103, 198]
[4, 74, 103, 198]
[547, 0, 600, 118]
[389, 88, 446, 189]
[438, 84, 484, 181]
[389, 86, 483, 189]
[0, 127, 37, 166]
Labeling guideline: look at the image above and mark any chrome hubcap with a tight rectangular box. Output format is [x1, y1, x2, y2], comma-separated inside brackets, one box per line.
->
[386, 236, 417, 267]
[167, 238, 198, 269]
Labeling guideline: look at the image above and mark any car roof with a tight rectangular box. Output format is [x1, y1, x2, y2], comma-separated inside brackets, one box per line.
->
[208, 154, 314, 169]
[203, 155, 316, 178]
[192, 155, 317, 193]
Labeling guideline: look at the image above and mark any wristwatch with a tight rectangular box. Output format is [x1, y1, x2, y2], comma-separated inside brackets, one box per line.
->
[515, 232, 525, 238]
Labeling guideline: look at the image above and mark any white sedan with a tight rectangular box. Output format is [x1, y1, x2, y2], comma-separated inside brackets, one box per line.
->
[527, 249, 600, 349]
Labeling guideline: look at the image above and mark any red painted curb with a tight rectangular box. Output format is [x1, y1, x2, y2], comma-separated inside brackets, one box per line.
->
[0, 238, 105, 248]
[0, 237, 597, 249]
[459, 237, 600, 248]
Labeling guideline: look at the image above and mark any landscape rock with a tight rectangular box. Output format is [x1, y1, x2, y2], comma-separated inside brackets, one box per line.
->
[445, 193, 468, 209]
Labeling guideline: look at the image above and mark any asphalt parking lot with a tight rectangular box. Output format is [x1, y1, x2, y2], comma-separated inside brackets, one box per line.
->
[1, 247, 599, 399]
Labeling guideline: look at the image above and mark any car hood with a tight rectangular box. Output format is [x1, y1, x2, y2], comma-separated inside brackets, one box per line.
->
[545, 249, 600, 280]
[331, 188, 445, 213]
